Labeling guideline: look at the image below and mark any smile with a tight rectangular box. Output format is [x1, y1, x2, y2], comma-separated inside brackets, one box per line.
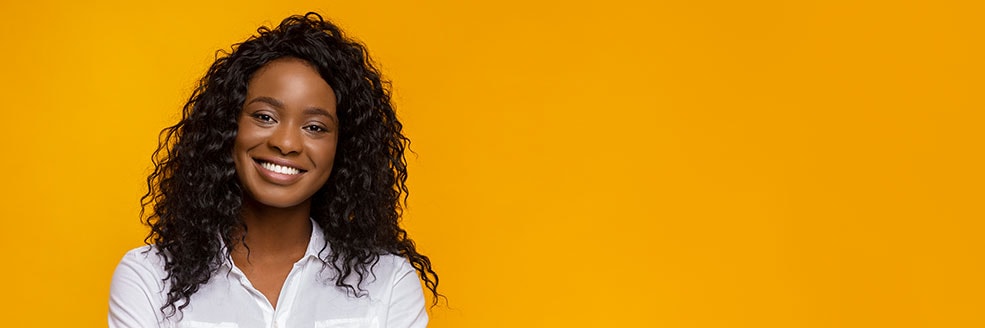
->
[257, 160, 305, 175]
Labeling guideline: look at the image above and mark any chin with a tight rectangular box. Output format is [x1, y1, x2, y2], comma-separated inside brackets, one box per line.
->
[260, 199, 308, 209]
[246, 191, 314, 210]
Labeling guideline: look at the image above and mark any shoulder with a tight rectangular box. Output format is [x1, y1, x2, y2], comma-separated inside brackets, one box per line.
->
[374, 254, 428, 327]
[110, 245, 169, 294]
[115, 245, 168, 276]
[377, 253, 414, 271]
[372, 253, 417, 282]
[121, 245, 166, 263]
[333, 253, 417, 295]
[108, 246, 169, 327]
[372, 254, 422, 297]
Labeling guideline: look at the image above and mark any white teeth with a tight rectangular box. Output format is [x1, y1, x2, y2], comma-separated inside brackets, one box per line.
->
[260, 161, 301, 175]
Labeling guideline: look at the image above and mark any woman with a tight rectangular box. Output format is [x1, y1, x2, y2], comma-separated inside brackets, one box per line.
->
[109, 12, 439, 328]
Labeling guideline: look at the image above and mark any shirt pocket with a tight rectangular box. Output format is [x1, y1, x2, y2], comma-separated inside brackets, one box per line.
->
[313, 318, 378, 328]
[178, 321, 240, 328]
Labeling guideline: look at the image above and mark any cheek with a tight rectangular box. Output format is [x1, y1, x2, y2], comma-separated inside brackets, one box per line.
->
[232, 123, 261, 170]
[232, 136, 247, 164]
[311, 139, 339, 172]
[233, 123, 263, 152]
[321, 143, 339, 167]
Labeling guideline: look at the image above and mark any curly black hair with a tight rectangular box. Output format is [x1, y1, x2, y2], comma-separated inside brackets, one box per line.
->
[140, 12, 439, 317]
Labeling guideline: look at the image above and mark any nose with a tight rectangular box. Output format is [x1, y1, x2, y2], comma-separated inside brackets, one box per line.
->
[268, 124, 303, 155]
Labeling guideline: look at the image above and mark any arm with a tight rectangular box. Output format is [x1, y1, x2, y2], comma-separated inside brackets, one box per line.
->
[108, 248, 167, 328]
[385, 259, 429, 328]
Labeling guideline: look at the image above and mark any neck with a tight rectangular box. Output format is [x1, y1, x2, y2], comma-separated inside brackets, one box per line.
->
[234, 198, 313, 257]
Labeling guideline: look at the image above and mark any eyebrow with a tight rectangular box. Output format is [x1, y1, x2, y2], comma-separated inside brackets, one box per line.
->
[303, 107, 338, 124]
[246, 96, 284, 109]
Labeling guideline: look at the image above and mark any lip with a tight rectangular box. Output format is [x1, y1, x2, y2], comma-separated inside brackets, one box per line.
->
[252, 157, 307, 185]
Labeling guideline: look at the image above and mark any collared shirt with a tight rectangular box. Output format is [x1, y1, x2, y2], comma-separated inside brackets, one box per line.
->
[108, 221, 428, 328]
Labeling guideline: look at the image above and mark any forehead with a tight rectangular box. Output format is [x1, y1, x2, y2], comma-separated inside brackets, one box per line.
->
[245, 58, 338, 109]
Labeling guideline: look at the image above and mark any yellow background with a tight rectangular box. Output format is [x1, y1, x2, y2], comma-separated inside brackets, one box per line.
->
[0, 0, 982, 327]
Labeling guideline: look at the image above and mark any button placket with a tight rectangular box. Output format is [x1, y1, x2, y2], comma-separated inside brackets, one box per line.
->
[271, 260, 308, 328]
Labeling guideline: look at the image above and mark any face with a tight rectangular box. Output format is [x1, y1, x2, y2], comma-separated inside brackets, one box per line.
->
[233, 58, 339, 210]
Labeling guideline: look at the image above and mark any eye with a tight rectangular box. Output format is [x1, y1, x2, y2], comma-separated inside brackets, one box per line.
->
[251, 112, 276, 123]
[303, 124, 329, 133]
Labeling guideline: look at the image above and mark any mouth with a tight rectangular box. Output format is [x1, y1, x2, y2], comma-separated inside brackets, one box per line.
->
[255, 159, 306, 176]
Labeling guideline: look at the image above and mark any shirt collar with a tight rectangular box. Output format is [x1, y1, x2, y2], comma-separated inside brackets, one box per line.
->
[304, 217, 330, 263]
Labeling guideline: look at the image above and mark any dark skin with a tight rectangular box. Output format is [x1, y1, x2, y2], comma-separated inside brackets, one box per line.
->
[230, 201, 311, 309]
[229, 58, 339, 308]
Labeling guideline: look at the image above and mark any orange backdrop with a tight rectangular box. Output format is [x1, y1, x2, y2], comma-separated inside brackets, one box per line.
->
[0, 0, 982, 327]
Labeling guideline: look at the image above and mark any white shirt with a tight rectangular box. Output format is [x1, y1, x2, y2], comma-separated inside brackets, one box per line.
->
[108, 221, 428, 328]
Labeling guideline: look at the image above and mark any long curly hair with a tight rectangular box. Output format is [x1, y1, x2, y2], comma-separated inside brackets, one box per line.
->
[140, 12, 439, 317]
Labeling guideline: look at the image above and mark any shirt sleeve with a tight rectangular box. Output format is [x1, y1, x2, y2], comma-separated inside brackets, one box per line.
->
[108, 248, 167, 328]
[385, 258, 429, 328]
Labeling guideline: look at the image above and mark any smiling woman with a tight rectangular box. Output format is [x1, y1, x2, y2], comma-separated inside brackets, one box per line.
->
[108, 13, 439, 328]
[234, 58, 339, 211]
